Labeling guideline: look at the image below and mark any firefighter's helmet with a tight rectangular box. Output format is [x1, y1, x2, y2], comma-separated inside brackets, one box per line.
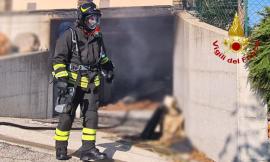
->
[77, 2, 101, 31]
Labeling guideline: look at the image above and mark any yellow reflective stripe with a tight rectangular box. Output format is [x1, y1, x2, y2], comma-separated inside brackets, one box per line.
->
[55, 71, 68, 78]
[82, 135, 96, 141]
[52, 71, 55, 76]
[54, 135, 69, 141]
[53, 64, 66, 70]
[82, 128, 96, 134]
[101, 57, 109, 64]
[81, 77, 88, 83]
[69, 72, 89, 83]
[55, 128, 70, 136]
[94, 75, 100, 87]
[67, 71, 102, 88]
[81, 82, 88, 88]
[69, 72, 77, 80]
[67, 78, 88, 88]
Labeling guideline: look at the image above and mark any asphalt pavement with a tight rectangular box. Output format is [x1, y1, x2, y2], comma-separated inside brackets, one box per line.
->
[0, 141, 81, 162]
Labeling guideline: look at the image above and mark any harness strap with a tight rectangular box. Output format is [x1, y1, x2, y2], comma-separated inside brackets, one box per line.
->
[69, 27, 106, 67]
[67, 63, 99, 72]
[69, 28, 81, 62]
[67, 27, 102, 92]
[100, 35, 107, 55]
[86, 71, 98, 92]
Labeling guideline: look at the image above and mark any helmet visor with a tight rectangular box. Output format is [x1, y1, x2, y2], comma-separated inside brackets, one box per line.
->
[85, 15, 100, 30]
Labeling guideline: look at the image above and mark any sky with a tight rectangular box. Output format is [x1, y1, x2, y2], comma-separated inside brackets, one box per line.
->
[248, 0, 270, 27]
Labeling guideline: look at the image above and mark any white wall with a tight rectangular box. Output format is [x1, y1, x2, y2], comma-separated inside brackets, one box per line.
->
[174, 12, 269, 162]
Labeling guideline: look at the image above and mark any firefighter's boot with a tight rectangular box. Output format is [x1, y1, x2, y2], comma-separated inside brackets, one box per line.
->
[80, 147, 107, 161]
[80, 141, 107, 161]
[56, 141, 70, 160]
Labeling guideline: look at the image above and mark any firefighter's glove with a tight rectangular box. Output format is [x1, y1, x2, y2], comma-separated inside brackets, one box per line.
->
[101, 60, 114, 72]
[107, 71, 114, 83]
[102, 70, 114, 83]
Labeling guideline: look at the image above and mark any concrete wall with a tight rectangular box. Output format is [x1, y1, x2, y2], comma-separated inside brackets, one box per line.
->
[173, 12, 269, 162]
[0, 51, 52, 118]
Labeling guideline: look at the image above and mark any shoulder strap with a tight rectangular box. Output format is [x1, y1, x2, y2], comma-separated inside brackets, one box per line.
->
[69, 28, 79, 56]
[100, 35, 107, 55]
[96, 34, 107, 61]
[69, 27, 82, 63]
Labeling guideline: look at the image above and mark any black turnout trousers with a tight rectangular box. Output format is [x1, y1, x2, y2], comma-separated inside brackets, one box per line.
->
[57, 86, 99, 132]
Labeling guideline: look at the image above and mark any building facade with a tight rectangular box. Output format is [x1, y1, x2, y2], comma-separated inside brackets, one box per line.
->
[1, 0, 173, 12]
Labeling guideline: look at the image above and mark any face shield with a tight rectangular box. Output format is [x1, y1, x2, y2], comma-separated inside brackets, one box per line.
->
[84, 15, 100, 30]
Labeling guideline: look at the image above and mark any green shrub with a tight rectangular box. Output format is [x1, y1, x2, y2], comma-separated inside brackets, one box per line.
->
[246, 7, 270, 108]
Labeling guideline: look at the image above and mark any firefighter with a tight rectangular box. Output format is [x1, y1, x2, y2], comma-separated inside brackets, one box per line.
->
[52, 2, 114, 161]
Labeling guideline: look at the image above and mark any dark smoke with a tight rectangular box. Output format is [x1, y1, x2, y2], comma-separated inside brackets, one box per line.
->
[100, 6, 175, 101]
